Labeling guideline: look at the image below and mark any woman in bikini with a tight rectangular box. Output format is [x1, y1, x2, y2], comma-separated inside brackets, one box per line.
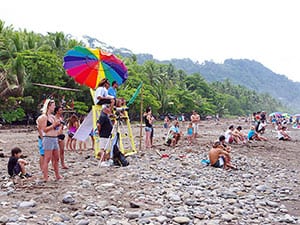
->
[39, 99, 62, 182]
[54, 106, 68, 169]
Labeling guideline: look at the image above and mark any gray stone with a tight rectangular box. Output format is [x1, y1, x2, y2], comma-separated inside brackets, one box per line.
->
[124, 211, 140, 219]
[19, 200, 36, 208]
[173, 216, 190, 224]
[77, 219, 90, 225]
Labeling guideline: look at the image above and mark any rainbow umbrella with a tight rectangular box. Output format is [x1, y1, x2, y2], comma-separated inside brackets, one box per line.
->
[269, 112, 282, 118]
[63, 46, 128, 89]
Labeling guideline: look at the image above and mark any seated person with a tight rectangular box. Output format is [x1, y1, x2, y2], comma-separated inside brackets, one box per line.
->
[165, 121, 181, 147]
[7, 147, 31, 179]
[278, 126, 291, 141]
[224, 125, 235, 144]
[248, 126, 268, 141]
[94, 78, 115, 109]
[232, 126, 247, 144]
[107, 80, 127, 108]
[209, 141, 236, 169]
[257, 120, 267, 134]
[219, 135, 231, 152]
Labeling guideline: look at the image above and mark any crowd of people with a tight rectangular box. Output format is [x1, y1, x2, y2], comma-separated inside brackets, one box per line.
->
[7, 78, 129, 181]
[159, 110, 294, 170]
[7, 86, 296, 181]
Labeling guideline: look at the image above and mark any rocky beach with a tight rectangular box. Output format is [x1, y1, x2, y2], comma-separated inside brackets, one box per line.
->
[0, 119, 299, 225]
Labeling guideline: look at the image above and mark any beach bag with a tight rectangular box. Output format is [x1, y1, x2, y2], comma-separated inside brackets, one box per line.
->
[112, 144, 129, 167]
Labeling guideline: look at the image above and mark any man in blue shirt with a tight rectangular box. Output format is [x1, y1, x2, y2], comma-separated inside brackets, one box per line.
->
[108, 81, 118, 98]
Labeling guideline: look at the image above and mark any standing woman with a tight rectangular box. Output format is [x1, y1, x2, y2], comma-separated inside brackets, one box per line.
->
[54, 106, 68, 169]
[39, 99, 62, 182]
[144, 106, 154, 148]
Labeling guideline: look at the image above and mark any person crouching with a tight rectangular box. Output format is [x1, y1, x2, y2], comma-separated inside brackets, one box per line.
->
[209, 141, 236, 170]
[7, 147, 32, 179]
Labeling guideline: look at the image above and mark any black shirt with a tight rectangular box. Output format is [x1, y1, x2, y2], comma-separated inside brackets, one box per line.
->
[7, 156, 18, 176]
[97, 111, 113, 138]
[144, 115, 152, 128]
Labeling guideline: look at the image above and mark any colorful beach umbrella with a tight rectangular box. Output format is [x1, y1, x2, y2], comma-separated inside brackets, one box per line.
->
[293, 113, 300, 118]
[63, 46, 128, 89]
[282, 113, 291, 119]
[269, 112, 282, 118]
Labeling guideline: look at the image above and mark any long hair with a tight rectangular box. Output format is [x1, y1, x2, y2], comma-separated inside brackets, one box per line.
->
[41, 99, 53, 114]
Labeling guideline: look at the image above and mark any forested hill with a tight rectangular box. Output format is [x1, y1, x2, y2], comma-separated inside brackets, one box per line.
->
[155, 58, 300, 112]
[65, 35, 300, 112]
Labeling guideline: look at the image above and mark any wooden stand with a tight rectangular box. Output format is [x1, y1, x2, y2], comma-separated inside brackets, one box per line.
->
[91, 90, 136, 158]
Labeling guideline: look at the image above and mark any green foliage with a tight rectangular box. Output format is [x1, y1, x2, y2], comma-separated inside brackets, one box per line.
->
[73, 101, 89, 116]
[0, 19, 287, 122]
[1, 107, 25, 123]
[0, 97, 26, 123]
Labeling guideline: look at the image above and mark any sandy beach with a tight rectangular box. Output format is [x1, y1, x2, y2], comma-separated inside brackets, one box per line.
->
[0, 118, 299, 224]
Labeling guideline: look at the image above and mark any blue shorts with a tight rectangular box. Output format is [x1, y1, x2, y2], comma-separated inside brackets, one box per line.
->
[211, 156, 225, 168]
[38, 137, 45, 156]
[42, 136, 59, 150]
[145, 127, 152, 132]
[13, 163, 21, 176]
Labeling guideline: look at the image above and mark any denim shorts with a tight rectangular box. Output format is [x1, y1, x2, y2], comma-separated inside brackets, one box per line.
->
[42, 136, 59, 150]
[145, 127, 152, 132]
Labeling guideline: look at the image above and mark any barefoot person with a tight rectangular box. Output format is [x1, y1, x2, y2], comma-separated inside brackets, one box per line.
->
[144, 106, 154, 148]
[39, 99, 62, 182]
[190, 110, 200, 139]
[36, 115, 45, 172]
[248, 125, 268, 141]
[278, 125, 292, 141]
[209, 141, 236, 169]
[7, 147, 32, 179]
[54, 106, 68, 169]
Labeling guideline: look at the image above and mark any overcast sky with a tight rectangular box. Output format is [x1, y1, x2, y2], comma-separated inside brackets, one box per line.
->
[2, 0, 299, 82]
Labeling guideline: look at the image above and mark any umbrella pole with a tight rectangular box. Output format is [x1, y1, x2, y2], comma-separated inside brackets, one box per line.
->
[139, 85, 143, 151]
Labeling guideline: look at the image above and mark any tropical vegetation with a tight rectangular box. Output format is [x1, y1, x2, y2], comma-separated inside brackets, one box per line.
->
[0, 19, 285, 124]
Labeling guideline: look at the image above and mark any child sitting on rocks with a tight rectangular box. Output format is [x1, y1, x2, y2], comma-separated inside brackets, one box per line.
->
[7, 147, 32, 179]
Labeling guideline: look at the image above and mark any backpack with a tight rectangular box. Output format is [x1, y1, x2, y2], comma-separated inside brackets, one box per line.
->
[112, 140, 129, 167]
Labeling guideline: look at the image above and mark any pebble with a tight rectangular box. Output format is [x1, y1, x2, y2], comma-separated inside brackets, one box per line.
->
[0, 125, 299, 224]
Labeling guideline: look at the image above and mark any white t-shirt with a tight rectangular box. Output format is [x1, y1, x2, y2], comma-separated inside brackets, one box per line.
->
[94, 86, 108, 104]
[224, 129, 232, 143]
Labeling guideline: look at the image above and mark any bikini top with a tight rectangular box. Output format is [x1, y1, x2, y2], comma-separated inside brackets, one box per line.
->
[47, 120, 52, 127]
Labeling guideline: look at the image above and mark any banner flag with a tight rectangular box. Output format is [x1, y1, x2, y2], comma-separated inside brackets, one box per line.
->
[73, 110, 93, 141]
[126, 82, 143, 107]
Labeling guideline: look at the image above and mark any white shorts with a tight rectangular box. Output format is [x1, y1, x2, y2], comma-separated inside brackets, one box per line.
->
[192, 123, 199, 134]
[99, 137, 110, 150]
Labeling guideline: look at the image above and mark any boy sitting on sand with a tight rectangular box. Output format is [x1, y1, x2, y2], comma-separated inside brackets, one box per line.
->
[7, 147, 32, 179]
[209, 141, 236, 170]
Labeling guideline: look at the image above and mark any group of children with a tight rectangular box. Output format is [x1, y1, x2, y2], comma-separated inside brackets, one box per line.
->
[164, 121, 196, 147]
